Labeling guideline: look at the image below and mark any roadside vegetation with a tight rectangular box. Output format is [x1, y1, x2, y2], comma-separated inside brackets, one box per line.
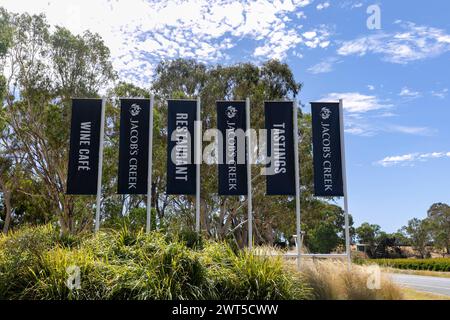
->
[401, 288, 450, 300]
[299, 260, 403, 300]
[355, 206, 450, 260]
[0, 224, 404, 300]
[363, 258, 450, 272]
[0, 224, 312, 300]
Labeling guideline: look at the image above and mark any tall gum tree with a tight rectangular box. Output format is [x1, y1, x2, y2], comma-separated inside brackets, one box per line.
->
[1, 10, 116, 234]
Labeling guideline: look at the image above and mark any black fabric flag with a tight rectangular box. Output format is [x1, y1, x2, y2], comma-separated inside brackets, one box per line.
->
[67, 99, 103, 195]
[217, 101, 248, 195]
[264, 101, 296, 196]
[311, 102, 344, 197]
[166, 100, 197, 195]
[117, 99, 150, 194]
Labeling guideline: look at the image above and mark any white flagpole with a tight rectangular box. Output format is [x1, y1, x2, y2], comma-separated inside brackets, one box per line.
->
[246, 97, 253, 249]
[339, 99, 351, 269]
[195, 97, 201, 233]
[95, 98, 106, 232]
[293, 100, 302, 270]
[146, 95, 154, 233]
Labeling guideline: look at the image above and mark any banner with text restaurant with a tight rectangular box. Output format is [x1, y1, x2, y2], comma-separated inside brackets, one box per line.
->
[117, 98, 150, 194]
[311, 102, 344, 197]
[166, 99, 197, 195]
[67, 98, 103, 195]
[217, 101, 248, 195]
[264, 101, 296, 195]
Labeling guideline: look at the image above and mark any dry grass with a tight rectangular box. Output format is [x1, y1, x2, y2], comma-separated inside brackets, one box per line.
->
[297, 260, 404, 300]
[401, 287, 450, 300]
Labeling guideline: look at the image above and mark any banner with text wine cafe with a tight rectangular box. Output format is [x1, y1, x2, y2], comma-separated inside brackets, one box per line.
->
[66, 98, 103, 195]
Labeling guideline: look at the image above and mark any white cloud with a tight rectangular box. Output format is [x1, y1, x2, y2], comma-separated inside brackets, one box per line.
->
[367, 85, 375, 91]
[377, 152, 450, 167]
[303, 31, 317, 39]
[319, 92, 392, 113]
[344, 120, 434, 137]
[340, 1, 363, 9]
[301, 26, 331, 48]
[399, 87, 421, 98]
[388, 125, 434, 136]
[316, 2, 330, 10]
[296, 11, 307, 19]
[337, 21, 450, 64]
[307, 57, 341, 74]
[378, 112, 396, 117]
[1, 0, 321, 86]
[432, 88, 449, 99]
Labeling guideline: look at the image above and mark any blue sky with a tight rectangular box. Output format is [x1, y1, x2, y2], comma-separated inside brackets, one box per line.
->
[2, 0, 450, 232]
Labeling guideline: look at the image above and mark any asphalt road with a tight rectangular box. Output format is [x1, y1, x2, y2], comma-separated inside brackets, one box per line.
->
[388, 273, 450, 297]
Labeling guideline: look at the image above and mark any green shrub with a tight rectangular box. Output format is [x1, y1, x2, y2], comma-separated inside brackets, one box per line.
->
[0, 225, 312, 300]
[365, 258, 450, 272]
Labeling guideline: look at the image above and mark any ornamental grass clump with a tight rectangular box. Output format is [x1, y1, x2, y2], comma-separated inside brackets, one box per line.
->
[300, 259, 404, 300]
[0, 224, 313, 300]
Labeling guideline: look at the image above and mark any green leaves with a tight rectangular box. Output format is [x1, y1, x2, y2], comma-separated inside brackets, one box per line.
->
[0, 225, 313, 300]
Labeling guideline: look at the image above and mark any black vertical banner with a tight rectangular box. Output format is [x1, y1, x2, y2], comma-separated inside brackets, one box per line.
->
[217, 101, 247, 195]
[117, 99, 150, 194]
[166, 100, 196, 195]
[265, 101, 296, 196]
[67, 99, 103, 195]
[311, 102, 344, 197]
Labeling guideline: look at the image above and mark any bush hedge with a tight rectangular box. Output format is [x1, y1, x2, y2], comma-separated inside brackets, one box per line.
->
[0, 225, 312, 300]
[366, 258, 450, 272]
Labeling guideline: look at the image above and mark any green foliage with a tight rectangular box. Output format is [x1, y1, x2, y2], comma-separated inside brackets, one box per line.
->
[0, 9, 116, 234]
[427, 203, 450, 254]
[303, 201, 352, 253]
[356, 222, 381, 245]
[366, 258, 450, 272]
[402, 218, 432, 258]
[175, 229, 204, 250]
[0, 224, 313, 300]
[307, 223, 341, 254]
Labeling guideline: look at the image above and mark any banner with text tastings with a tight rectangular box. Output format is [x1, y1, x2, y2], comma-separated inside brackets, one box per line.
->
[217, 101, 248, 195]
[117, 99, 150, 194]
[67, 99, 103, 195]
[311, 102, 344, 197]
[166, 100, 197, 195]
[264, 101, 296, 196]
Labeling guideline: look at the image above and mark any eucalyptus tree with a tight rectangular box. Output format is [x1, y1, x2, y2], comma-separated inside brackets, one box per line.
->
[0, 10, 116, 233]
[427, 203, 450, 255]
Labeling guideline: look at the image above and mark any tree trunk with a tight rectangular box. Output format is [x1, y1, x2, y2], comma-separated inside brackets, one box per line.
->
[2, 190, 12, 234]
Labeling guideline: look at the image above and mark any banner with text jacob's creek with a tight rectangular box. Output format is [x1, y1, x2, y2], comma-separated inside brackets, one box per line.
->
[166, 100, 197, 195]
[217, 101, 247, 195]
[264, 101, 296, 196]
[67, 99, 103, 195]
[311, 102, 344, 197]
[118, 98, 150, 194]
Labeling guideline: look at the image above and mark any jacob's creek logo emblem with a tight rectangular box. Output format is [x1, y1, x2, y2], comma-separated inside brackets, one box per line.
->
[130, 103, 141, 116]
[320, 107, 331, 120]
[226, 105, 237, 119]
